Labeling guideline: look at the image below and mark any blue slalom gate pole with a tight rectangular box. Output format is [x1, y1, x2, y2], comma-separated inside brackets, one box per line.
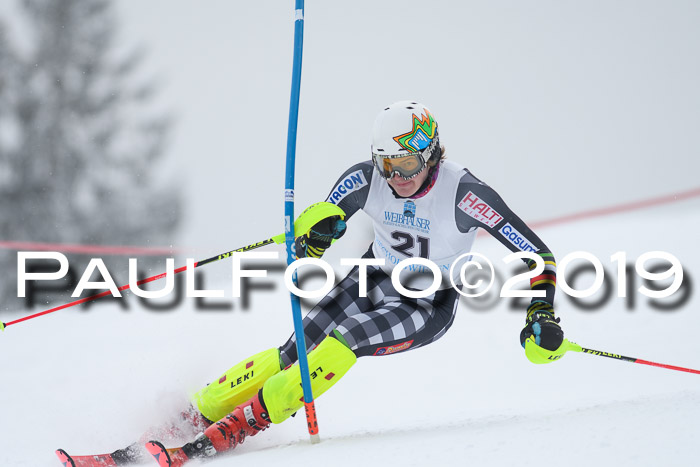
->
[283, 0, 320, 443]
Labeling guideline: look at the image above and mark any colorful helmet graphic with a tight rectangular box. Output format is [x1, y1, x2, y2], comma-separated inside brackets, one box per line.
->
[371, 101, 441, 179]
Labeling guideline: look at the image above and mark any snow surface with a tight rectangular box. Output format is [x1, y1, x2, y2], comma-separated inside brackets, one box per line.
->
[1, 198, 699, 467]
[1, 2, 698, 466]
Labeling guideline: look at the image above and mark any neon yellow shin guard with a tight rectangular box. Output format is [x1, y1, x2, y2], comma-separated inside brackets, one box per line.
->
[262, 336, 357, 424]
[193, 348, 282, 422]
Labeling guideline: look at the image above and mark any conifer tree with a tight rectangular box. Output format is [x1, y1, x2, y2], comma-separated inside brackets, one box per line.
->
[0, 0, 181, 309]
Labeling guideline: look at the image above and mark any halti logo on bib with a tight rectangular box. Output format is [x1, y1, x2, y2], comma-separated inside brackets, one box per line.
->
[457, 191, 503, 228]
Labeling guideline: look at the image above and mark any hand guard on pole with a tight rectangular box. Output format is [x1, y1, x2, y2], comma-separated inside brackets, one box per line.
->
[520, 300, 564, 363]
[295, 216, 346, 259]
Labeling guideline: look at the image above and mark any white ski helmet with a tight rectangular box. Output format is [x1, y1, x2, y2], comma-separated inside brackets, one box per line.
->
[371, 101, 441, 179]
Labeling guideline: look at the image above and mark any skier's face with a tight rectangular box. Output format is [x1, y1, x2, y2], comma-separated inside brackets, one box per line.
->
[387, 166, 430, 197]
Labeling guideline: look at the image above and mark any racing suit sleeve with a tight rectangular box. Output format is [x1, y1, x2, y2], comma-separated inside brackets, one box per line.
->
[454, 170, 557, 306]
[324, 161, 374, 221]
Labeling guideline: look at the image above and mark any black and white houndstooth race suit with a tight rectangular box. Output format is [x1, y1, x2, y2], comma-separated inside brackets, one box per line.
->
[279, 160, 557, 366]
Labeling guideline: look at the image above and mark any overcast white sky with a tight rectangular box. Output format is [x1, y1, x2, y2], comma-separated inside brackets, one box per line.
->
[4, 1, 700, 251]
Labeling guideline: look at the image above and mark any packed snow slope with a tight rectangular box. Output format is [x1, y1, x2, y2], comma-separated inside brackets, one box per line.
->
[1, 199, 699, 467]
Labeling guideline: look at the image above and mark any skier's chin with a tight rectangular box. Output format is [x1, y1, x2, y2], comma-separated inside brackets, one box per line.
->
[394, 185, 418, 197]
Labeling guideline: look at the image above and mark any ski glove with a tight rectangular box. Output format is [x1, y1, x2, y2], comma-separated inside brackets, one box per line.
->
[295, 216, 346, 259]
[520, 300, 563, 351]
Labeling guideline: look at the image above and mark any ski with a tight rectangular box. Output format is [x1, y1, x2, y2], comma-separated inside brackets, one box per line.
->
[55, 448, 118, 467]
[145, 441, 190, 467]
[55, 443, 144, 466]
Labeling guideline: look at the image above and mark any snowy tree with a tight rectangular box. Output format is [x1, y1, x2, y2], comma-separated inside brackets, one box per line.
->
[0, 0, 182, 310]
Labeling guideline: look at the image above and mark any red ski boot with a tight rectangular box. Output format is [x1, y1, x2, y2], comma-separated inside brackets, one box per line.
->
[199, 389, 270, 453]
[147, 391, 271, 465]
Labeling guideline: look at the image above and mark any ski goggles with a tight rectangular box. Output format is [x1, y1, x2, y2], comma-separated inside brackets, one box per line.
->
[372, 137, 439, 180]
[373, 153, 426, 180]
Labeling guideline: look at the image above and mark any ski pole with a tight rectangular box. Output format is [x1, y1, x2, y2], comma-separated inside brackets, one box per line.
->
[283, 0, 321, 444]
[0, 201, 343, 332]
[575, 344, 700, 375]
[525, 338, 700, 375]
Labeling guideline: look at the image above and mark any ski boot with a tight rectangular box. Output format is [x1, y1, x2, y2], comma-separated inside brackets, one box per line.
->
[147, 391, 270, 466]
